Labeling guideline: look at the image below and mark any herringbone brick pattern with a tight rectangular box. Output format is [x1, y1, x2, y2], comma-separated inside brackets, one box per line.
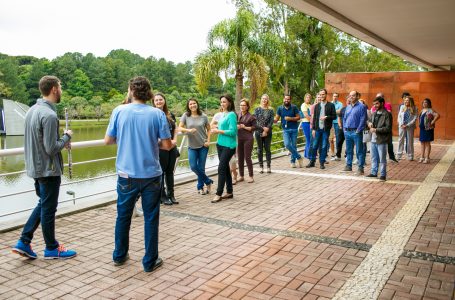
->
[0, 141, 453, 299]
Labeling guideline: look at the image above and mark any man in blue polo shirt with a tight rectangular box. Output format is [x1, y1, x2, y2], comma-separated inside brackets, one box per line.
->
[105, 76, 172, 273]
[329, 92, 343, 160]
[275, 94, 303, 168]
[343, 90, 368, 175]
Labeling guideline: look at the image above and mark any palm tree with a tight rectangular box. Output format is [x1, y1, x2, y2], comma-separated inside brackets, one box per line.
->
[194, 8, 269, 108]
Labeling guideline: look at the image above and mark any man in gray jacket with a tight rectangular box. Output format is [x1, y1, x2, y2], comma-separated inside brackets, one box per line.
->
[366, 96, 392, 181]
[12, 76, 77, 259]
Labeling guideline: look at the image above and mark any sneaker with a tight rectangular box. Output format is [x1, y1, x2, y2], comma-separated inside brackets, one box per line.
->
[342, 166, 352, 172]
[44, 244, 77, 259]
[259, 167, 264, 174]
[266, 167, 271, 174]
[320, 163, 325, 170]
[163, 198, 173, 205]
[290, 163, 297, 168]
[114, 254, 129, 266]
[330, 156, 337, 161]
[198, 189, 206, 195]
[357, 168, 364, 176]
[390, 158, 399, 163]
[297, 158, 304, 168]
[144, 257, 163, 273]
[353, 159, 358, 165]
[379, 176, 387, 181]
[365, 174, 377, 178]
[206, 183, 212, 194]
[12, 240, 37, 259]
[334, 157, 341, 161]
[133, 206, 144, 218]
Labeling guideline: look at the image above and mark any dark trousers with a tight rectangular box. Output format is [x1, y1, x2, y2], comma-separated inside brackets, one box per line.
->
[237, 138, 254, 177]
[216, 144, 236, 196]
[336, 128, 345, 158]
[254, 131, 272, 168]
[20, 176, 61, 250]
[388, 139, 396, 160]
[159, 148, 178, 198]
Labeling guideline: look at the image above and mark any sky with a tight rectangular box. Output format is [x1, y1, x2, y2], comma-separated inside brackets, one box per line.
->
[0, 0, 238, 63]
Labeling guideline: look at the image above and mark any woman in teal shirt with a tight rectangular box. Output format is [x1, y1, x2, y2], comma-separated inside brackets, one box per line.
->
[210, 94, 238, 203]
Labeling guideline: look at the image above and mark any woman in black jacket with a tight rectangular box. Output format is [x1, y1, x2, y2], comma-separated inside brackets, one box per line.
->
[153, 93, 179, 205]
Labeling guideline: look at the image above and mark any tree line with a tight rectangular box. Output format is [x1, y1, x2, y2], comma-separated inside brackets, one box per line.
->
[0, 0, 420, 119]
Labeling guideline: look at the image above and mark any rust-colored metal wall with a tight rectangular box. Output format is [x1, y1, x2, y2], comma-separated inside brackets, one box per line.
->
[325, 71, 455, 139]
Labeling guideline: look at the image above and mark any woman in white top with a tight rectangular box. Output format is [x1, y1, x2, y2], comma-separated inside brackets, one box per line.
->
[397, 96, 418, 160]
[300, 93, 312, 159]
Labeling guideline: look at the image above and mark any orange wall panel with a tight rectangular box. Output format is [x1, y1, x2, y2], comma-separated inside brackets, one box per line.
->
[325, 71, 455, 140]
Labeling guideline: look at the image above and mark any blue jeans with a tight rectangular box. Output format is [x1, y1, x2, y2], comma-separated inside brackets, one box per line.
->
[283, 129, 301, 163]
[371, 143, 387, 177]
[309, 128, 330, 163]
[114, 175, 161, 270]
[20, 176, 61, 250]
[333, 122, 340, 138]
[301, 122, 311, 159]
[345, 130, 365, 169]
[188, 146, 213, 190]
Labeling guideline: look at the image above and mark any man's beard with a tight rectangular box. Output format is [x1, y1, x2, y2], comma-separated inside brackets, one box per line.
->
[284, 102, 290, 107]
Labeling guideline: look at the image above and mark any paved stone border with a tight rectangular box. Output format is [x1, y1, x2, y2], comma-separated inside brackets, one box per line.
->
[269, 169, 422, 186]
[402, 249, 455, 265]
[333, 141, 455, 300]
[162, 210, 372, 251]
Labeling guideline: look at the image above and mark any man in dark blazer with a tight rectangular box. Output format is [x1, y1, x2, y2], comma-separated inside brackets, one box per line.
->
[306, 89, 336, 169]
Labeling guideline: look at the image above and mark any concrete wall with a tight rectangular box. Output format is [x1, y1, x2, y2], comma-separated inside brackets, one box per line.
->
[325, 71, 455, 139]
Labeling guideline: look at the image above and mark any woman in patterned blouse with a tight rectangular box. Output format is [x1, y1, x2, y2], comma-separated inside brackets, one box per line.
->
[254, 94, 275, 174]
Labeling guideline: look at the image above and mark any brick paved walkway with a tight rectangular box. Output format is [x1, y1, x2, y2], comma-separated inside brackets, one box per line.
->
[0, 141, 454, 299]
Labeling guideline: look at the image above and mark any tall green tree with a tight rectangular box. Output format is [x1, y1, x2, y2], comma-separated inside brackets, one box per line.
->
[0, 57, 29, 104]
[67, 69, 93, 99]
[194, 8, 269, 107]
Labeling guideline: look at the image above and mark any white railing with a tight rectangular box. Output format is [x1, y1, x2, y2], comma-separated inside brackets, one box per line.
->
[0, 129, 305, 217]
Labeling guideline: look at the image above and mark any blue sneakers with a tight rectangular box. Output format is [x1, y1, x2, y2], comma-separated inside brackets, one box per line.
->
[44, 244, 77, 259]
[12, 240, 37, 259]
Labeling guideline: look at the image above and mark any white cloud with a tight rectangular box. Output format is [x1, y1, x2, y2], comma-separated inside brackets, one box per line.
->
[0, 0, 237, 63]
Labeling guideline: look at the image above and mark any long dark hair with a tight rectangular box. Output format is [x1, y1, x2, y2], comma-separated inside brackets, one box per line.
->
[185, 98, 202, 117]
[423, 98, 432, 108]
[154, 93, 173, 121]
[220, 94, 235, 112]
